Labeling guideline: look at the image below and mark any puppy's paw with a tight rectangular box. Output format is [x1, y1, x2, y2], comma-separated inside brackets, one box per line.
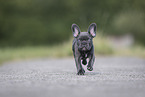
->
[87, 66, 93, 71]
[77, 69, 85, 75]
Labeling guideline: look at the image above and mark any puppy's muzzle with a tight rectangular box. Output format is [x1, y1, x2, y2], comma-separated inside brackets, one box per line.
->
[81, 42, 89, 50]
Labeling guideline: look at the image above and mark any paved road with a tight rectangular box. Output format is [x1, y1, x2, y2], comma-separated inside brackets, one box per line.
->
[0, 57, 145, 97]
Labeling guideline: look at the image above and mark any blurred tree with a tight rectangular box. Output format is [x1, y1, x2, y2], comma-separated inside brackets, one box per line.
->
[0, 0, 145, 46]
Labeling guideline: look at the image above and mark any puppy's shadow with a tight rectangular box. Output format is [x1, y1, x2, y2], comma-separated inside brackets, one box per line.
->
[85, 72, 100, 75]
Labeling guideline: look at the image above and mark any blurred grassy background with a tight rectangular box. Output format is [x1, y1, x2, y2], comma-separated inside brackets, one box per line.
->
[0, 34, 145, 64]
[0, 0, 145, 63]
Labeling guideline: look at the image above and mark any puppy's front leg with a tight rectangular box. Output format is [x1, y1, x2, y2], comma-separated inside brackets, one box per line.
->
[74, 56, 85, 75]
[87, 54, 95, 71]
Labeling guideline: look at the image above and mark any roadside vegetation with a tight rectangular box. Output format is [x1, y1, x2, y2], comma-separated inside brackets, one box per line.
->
[0, 34, 145, 64]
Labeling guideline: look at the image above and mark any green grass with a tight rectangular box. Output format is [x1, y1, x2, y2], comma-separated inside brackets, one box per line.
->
[0, 45, 72, 64]
[0, 34, 145, 64]
[114, 45, 145, 58]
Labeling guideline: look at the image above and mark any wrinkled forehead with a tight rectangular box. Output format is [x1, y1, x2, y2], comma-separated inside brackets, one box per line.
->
[78, 32, 91, 40]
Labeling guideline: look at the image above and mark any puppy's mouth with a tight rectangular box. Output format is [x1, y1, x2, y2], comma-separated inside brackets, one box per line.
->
[81, 46, 89, 51]
[78, 44, 90, 51]
[82, 47, 86, 51]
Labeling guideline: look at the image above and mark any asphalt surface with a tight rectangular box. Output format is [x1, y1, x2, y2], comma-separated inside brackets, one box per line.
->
[0, 57, 145, 97]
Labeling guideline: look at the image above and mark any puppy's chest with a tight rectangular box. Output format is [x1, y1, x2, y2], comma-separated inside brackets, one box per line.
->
[80, 52, 90, 59]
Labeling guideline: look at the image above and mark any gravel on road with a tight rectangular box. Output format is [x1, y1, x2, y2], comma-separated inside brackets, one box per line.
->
[0, 57, 145, 97]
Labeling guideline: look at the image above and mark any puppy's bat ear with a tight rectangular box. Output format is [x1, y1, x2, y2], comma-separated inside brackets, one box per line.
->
[88, 23, 97, 38]
[71, 24, 81, 38]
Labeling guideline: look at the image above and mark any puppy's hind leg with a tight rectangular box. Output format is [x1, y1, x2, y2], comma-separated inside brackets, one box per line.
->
[82, 59, 87, 65]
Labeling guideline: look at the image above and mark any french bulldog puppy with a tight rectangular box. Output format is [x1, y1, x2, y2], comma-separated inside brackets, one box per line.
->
[72, 23, 96, 75]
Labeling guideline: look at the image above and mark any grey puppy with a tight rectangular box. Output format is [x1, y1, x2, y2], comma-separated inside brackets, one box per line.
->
[71, 23, 97, 75]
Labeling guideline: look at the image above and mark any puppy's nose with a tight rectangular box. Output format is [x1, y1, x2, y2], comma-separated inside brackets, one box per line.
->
[82, 42, 87, 45]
